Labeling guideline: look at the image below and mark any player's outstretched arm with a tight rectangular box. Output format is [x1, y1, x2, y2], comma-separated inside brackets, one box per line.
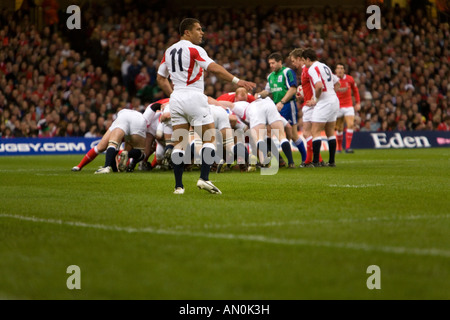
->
[255, 90, 270, 99]
[207, 62, 256, 91]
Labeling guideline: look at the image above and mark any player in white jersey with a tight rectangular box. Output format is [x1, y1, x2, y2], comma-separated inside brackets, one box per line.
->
[93, 109, 147, 174]
[226, 97, 294, 169]
[209, 104, 233, 163]
[301, 48, 339, 167]
[207, 97, 253, 172]
[154, 103, 175, 170]
[139, 100, 166, 171]
[157, 18, 255, 194]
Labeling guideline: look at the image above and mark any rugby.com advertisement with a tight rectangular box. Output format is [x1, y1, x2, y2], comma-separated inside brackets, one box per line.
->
[0, 137, 100, 156]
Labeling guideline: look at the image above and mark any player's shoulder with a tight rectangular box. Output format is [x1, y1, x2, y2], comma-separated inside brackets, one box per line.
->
[169, 39, 199, 50]
[307, 61, 318, 70]
[301, 65, 310, 74]
[307, 63, 317, 72]
[283, 66, 295, 74]
[182, 39, 206, 51]
[217, 92, 234, 101]
[165, 41, 178, 51]
[318, 61, 329, 68]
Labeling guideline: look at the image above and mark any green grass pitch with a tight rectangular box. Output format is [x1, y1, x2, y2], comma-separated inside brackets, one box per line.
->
[0, 148, 449, 300]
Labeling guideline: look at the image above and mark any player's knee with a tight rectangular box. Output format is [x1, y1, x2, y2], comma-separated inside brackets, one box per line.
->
[108, 140, 120, 149]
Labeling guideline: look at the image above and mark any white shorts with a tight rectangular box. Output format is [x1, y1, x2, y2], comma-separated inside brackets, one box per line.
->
[211, 105, 231, 131]
[109, 109, 146, 138]
[302, 105, 313, 123]
[337, 106, 355, 118]
[247, 99, 284, 128]
[169, 90, 214, 127]
[311, 96, 339, 123]
[162, 122, 173, 135]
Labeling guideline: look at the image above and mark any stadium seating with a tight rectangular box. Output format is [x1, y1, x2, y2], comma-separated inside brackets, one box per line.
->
[0, 3, 449, 138]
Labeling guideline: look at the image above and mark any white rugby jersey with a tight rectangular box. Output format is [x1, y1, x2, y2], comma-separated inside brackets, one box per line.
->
[157, 40, 214, 92]
[307, 61, 339, 100]
[232, 101, 251, 123]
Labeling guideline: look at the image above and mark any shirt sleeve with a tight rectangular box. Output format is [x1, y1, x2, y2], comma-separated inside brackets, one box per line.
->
[350, 76, 361, 103]
[285, 68, 297, 88]
[157, 54, 169, 78]
[308, 66, 321, 86]
[333, 74, 339, 85]
[192, 45, 215, 70]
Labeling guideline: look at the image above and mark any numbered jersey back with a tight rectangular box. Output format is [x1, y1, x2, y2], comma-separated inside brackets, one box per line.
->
[308, 61, 338, 99]
[158, 39, 214, 92]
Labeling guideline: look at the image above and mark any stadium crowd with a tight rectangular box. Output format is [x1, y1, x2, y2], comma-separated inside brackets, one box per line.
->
[1, 2, 450, 139]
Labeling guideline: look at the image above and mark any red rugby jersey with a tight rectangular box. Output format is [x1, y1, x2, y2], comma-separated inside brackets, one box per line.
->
[336, 74, 360, 108]
[216, 92, 255, 103]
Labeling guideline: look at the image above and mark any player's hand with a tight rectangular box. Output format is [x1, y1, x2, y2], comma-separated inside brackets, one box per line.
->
[306, 99, 316, 107]
[276, 102, 283, 111]
[237, 79, 256, 91]
[355, 103, 361, 112]
[160, 112, 171, 122]
[255, 91, 267, 99]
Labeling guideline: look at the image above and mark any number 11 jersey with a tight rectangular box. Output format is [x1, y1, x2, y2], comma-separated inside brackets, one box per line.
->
[158, 39, 214, 92]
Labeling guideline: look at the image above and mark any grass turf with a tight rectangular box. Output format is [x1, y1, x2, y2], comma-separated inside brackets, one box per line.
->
[0, 148, 449, 300]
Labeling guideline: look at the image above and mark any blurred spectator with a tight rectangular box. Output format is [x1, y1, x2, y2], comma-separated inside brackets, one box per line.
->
[437, 115, 450, 131]
[377, 119, 388, 132]
[369, 114, 381, 132]
[126, 55, 142, 97]
[2, 126, 13, 138]
[84, 124, 99, 138]
[135, 66, 152, 103]
[396, 119, 407, 131]
[360, 121, 372, 132]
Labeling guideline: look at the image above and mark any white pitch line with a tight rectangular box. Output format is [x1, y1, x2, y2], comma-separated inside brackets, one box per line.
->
[0, 169, 60, 173]
[337, 159, 420, 163]
[1, 213, 450, 258]
[328, 183, 384, 188]
[171, 213, 450, 230]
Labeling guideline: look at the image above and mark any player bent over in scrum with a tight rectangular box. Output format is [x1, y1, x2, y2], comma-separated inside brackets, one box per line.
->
[232, 97, 295, 170]
[94, 109, 147, 174]
[207, 97, 252, 173]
